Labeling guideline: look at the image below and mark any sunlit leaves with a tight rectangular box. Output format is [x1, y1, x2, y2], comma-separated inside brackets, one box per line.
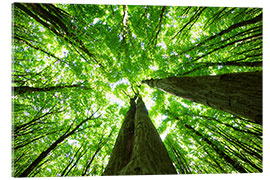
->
[12, 3, 262, 176]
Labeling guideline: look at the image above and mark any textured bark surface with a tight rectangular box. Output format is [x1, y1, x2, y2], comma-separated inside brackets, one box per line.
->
[143, 71, 262, 125]
[13, 84, 83, 95]
[103, 98, 136, 175]
[118, 97, 177, 175]
[103, 97, 177, 175]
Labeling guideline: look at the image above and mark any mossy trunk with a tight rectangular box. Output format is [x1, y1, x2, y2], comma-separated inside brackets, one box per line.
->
[143, 71, 262, 125]
[103, 97, 177, 175]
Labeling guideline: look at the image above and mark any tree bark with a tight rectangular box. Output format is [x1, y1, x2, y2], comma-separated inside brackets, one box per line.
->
[103, 97, 136, 175]
[13, 84, 87, 95]
[143, 71, 262, 125]
[103, 97, 177, 175]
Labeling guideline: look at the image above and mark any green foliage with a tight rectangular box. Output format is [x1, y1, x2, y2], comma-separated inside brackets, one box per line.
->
[12, 3, 262, 177]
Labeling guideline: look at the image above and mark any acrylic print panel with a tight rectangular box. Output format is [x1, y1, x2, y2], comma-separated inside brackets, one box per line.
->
[11, 0, 262, 178]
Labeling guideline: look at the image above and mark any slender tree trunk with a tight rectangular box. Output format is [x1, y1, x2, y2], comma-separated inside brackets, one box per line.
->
[61, 146, 84, 176]
[18, 132, 69, 177]
[143, 71, 262, 125]
[103, 97, 177, 175]
[82, 130, 114, 176]
[18, 116, 93, 177]
[184, 124, 247, 173]
[13, 84, 87, 95]
[166, 139, 191, 174]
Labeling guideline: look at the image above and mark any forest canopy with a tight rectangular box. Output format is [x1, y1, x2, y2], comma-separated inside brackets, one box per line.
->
[12, 3, 262, 177]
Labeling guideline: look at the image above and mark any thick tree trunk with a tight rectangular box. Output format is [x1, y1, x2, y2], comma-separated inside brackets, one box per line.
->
[103, 98, 136, 175]
[103, 97, 177, 175]
[143, 71, 262, 125]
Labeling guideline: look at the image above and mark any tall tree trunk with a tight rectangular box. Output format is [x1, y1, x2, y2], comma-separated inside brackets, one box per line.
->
[103, 97, 177, 175]
[13, 84, 89, 95]
[143, 71, 262, 125]
[103, 97, 136, 175]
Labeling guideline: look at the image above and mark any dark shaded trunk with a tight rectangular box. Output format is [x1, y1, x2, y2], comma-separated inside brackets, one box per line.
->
[103, 97, 177, 175]
[13, 84, 87, 95]
[143, 71, 262, 125]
